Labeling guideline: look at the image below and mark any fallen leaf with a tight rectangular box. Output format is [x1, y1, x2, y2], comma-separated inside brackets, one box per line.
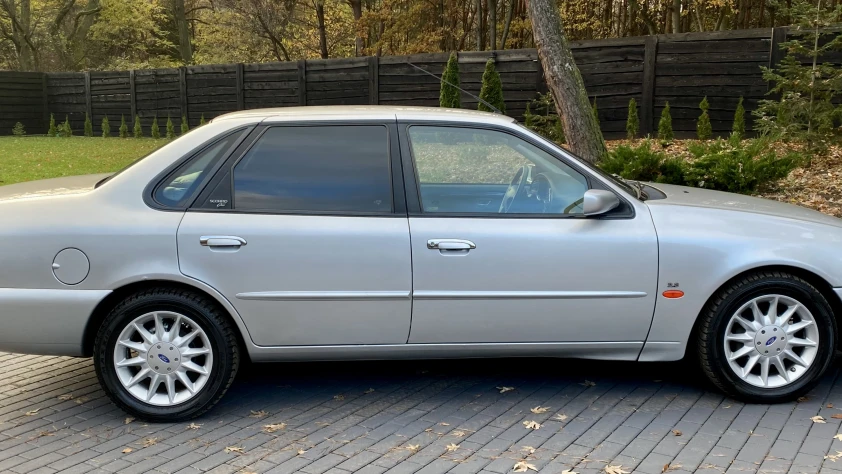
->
[605, 465, 630, 474]
[249, 410, 267, 418]
[424, 428, 433, 432]
[446, 443, 459, 452]
[334, 394, 345, 401]
[142, 438, 158, 448]
[32, 430, 54, 439]
[662, 463, 682, 472]
[826, 451, 842, 462]
[812, 415, 827, 423]
[672, 430, 682, 436]
[297, 449, 307, 455]
[561, 471, 578, 474]
[497, 386, 514, 394]
[451, 430, 466, 437]
[405, 444, 420, 452]
[835, 434, 842, 441]
[122, 448, 132, 454]
[74, 397, 89, 405]
[552, 414, 569, 422]
[124, 417, 134, 425]
[263, 423, 287, 433]
[186, 423, 202, 430]
[522, 420, 541, 430]
[25, 409, 39, 416]
[830, 404, 835, 408]
[364, 388, 375, 394]
[513, 460, 538, 472]
[522, 446, 536, 454]
[58, 394, 73, 401]
[798, 396, 810, 402]
[833, 414, 842, 419]
[439, 422, 450, 426]
[224, 446, 245, 454]
[580, 380, 596, 387]
[530, 406, 549, 414]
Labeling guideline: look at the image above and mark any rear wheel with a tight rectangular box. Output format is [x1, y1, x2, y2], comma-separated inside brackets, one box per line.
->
[94, 288, 239, 421]
[697, 271, 836, 402]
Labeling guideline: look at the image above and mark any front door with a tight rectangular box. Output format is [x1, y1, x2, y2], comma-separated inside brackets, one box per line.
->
[177, 123, 412, 346]
[401, 124, 658, 346]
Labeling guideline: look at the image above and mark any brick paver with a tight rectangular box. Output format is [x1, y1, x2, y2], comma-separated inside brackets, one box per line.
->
[0, 353, 840, 474]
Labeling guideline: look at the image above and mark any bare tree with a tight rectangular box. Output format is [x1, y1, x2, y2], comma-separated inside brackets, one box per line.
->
[526, 0, 606, 163]
[220, 0, 297, 61]
[314, 0, 328, 58]
[171, 0, 192, 63]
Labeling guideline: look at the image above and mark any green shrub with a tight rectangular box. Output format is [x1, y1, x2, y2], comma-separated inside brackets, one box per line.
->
[685, 137, 802, 194]
[47, 114, 57, 137]
[133, 115, 142, 138]
[83, 113, 93, 137]
[440, 52, 461, 109]
[478, 58, 505, 113]
[166, 115, 175, 139]
[523, 93, 564, 144]
[62, 116, 72, 137]
[181, 115, 189, 135]
[151, 116, 160, 139]
[732, 96, 746, 140]
[119, 115, 128, 138]
[12, 122, 25, 136]
[626, 98, 639, 139]
[599, 140, 686, 185]
[658, 102, 674, 141]
[199, 114, 206, 126]
[101, 116, 111, 138]
[697, 97, 712, 140]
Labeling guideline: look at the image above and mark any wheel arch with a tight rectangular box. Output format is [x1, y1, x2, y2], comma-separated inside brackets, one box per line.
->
[82, 279, 252, 360]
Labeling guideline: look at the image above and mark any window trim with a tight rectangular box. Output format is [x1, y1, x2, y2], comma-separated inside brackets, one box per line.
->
[143, 125, 256, 211]
[188, 120, 407, 218]
[398, 121, 634, 220]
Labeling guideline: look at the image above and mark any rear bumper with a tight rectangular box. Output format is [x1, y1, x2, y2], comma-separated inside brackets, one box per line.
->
[0, 288, 110, 356]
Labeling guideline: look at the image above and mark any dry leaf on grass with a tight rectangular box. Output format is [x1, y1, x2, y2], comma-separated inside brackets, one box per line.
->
[446, 443, 459, 452]
[25, 409, 39, 416]
[263, 423, 287, 433]
[553, 414, 569, 422]
[224, 446, 245, 454]
[521, 446, 536, 454]
[122, 448, 132, 454]
[672, 430, 682, 436]
[522, 421, 541, 430]
[405, 444, 420, 453]
[249, 410, 268, 418]
[580, 380, 596, 387]
[142, 438, 158, 448]
[530, 406, 549, 414]
[497, 386, 514, 393]
[513, 460, 538, 472]
[186, 423, 202, 430]
[124, 417, 134, 425]
[605, 465, 629, 474]
[812, 416, 827, 423]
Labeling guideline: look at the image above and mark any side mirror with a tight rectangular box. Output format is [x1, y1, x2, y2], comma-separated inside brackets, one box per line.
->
[583, 189, 620, 216]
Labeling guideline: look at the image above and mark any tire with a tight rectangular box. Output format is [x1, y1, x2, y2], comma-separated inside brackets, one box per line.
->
[697, 271, 837, 403]
[94, 288, 240, 421]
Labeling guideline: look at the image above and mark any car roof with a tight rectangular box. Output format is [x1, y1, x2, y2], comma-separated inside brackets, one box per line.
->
[211, 105, 518, 125]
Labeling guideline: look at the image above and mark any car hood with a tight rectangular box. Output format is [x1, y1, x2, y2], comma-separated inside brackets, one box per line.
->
[645, 183, 842, 229]
[0, 173, 110, 203]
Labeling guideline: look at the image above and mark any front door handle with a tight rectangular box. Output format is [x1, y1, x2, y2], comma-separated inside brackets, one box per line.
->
[200, 236, 247, 248]
[427, 239, 476, 251]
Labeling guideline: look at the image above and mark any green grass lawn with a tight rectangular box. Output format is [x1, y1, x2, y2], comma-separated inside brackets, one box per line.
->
[0, 137, 167, 186]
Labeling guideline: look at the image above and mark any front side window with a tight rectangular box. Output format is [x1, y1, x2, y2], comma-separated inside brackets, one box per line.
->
[408, 126, 588, 215]
[232, 125, 392, 213]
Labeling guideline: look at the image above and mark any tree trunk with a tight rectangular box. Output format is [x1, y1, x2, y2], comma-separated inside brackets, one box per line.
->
[475, 0, 483, 50]
[500, 0, 515, 48]
[316, 1, 328, 58]
[489, 0, 497, 49]
[172, 0, 193, 64]
[348, 0, 364, 56]
[671, 0, 681, 33]
[526, 0, 606, 163]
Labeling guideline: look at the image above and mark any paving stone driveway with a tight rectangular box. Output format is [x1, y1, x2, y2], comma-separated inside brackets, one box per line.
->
[1, 353, 842, 474]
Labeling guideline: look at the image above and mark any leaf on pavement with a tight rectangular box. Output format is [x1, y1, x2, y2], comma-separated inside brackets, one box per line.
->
[446, 443, 459, 452]
[832, 414, 842, 419]
[451, 430, 466, 437]
[224, 446, 245, 454]
[497, 386, 514, 394]
[530, 406, 549, 414]
[553, 414, 569, 421]
[58, 394, 73, 401]
[142, 438, 158, 448]
[513, 460, 538, 472]
[522, 420, 541, 430]
[186, 423, 202, 430]
[249, 410, 268, 418]
[25, 409, 39, 416]
[812, 415, 827, 423]
[122, 448, 132, 454]
[334, 394, 345, 401]
[561, 470, 578, 474]
[297, 449, 307, 455]
[605, 465, 629, 474]
[521, 446, 536, 454]
[124, 417, 134, 425]
[672, 430, 682, 436]
[835, 434, 842, 441]
[580, 380, 596, 387]
[405, 444, 420, 453]
[364, 388, 375, 394]
[263, 423, 287, 433]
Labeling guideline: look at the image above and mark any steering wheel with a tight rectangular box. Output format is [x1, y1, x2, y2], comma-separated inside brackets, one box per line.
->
[498, 165, 532, 213]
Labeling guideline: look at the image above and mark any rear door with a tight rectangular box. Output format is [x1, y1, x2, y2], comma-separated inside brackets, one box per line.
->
[176, 121, 412, 347]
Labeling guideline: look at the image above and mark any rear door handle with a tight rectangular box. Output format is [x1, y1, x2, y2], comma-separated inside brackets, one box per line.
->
[200, 236, 247, 248]
[427, 239, 476, 251]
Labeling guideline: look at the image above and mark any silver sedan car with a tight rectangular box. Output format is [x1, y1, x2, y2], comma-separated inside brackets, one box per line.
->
[1, 106, 839, 420]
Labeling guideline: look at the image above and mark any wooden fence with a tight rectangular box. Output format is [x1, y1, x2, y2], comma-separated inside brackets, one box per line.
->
[0, 27, 827, 138]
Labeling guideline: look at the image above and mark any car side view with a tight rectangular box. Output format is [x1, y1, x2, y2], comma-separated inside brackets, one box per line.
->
[0, 106, 839, 421]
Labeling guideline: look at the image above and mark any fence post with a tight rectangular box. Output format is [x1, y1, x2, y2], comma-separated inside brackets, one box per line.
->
[236, 63, 244, 110]
[84, 71, 92, 122]
[41, 73, 49, 133]
[368, 56, 379, 105]
[179, 66, 188, 121]
[297, 59, 307, 106]
[640, 35, 658, 136]
[767, 26, 787, 93]
[129, 70, 136, 120]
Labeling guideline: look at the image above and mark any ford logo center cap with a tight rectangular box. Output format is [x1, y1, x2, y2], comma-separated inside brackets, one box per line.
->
[158, 354, 171, 363]
[765, 336, 777, 346]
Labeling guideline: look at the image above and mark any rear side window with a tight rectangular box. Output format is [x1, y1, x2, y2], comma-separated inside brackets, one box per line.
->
[154, 130, 245, 207]
[232, 125, 392, 213]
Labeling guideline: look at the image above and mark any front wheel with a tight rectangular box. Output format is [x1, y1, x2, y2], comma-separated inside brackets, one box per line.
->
[94, 288, 240, 421]
[697, 271, 836, 403]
